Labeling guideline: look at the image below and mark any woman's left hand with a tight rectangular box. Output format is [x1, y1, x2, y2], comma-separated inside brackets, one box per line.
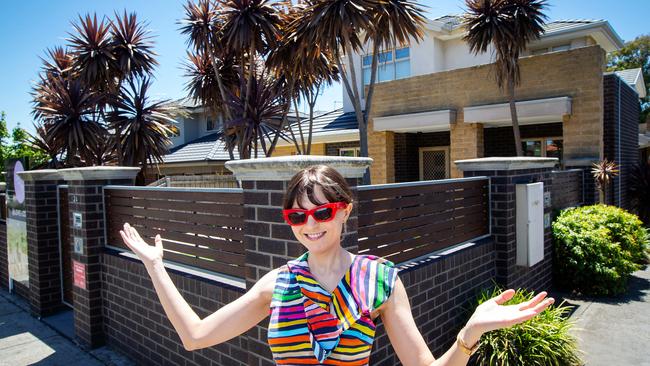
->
[463, 289, 555, 344]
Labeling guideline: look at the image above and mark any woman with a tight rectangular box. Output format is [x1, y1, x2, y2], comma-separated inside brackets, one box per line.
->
[120, 165, 554, 365]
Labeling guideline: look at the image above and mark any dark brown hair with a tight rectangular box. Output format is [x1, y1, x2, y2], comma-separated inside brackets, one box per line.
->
[283, 165, 353, 209]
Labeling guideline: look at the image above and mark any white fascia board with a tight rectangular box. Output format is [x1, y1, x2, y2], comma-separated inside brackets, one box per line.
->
[464, 97, 571, 126]
[634, 71, 647, 98]
[374, 109, 456, 133]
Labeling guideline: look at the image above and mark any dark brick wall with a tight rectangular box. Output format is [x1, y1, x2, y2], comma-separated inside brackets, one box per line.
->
[551, 169, 584, 214]
[101, 252, 249, 366]
[25, 179, 67, 317]
[68, 178, 134, 348]
[325, 141, 360, 156]
[484, 123, 563, 158]
[603, 74, 641, 210]
[0, 219, 6, 290]
[464, 168, 554, 291]
[371, 239, 496, 364]
[241, 178, 361, 366]
[394, 131, 451, 182]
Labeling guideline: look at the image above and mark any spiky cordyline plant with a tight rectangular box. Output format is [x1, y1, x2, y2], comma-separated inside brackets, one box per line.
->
[40, 46, 75, 80]
[179, 0, 233, 120]
[110, 10, 159, 80]
[463, 0, 548, 157]
[67, 13, 117, 93]
[225, 70, 287, 159]
[294, 0, 426, 183]
[592, 159, 619, 204]
[106, 77, 176, 171]
[31, 76, 108, 166]
[183, 51, 239, 116]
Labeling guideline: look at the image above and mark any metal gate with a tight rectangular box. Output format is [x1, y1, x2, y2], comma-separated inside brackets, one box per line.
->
[419, 146, 450, 180]
[58, 185, 73, 307]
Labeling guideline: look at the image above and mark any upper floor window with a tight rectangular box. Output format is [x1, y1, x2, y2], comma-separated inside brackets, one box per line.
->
[531, 44, 571, 56]
[362, 46, 410, 86]
[166, 124, 181, 138]
[207, 118, 216, 131]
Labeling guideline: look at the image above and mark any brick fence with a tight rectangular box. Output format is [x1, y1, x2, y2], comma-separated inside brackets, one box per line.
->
[5, 156, 585, 365]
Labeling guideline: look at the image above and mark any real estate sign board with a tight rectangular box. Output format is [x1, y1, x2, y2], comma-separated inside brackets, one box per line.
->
[6, 158, 28, 291]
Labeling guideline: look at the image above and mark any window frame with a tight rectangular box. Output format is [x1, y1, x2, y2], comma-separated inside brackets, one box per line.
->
[339, 147, 361, 157]
[521, 136, 563, 158]
[361, 46, 411, 86]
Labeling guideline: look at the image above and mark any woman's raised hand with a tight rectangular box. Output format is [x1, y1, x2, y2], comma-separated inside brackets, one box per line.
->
[464, 289, 555, 341]
[119, 223, 164, 267]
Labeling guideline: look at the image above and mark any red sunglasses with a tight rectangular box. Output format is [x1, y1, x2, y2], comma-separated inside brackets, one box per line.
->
[282, 202, 348, 226]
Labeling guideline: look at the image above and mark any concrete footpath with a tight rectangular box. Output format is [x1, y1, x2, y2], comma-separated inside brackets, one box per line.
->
[562, 264, 650, 366]
[0, 266, 648, 365]
[0, 289, 134, 366]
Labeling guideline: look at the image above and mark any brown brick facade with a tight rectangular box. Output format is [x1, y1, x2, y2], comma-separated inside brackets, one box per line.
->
[370, 46, 606, 183]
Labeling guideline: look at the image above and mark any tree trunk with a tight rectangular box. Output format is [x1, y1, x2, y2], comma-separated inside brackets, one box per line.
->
[509, 78, 524, 157]
[293, 97, 306, 153]
[205, 40, 231, 121]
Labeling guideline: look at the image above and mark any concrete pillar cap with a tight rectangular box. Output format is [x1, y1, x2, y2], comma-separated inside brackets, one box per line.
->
[0, 182, 5, 192]
[226, 155, 373, 181]
[455, 157, 558, 171]
[17, 169, 61, 182]
[58, 166, 141, 181]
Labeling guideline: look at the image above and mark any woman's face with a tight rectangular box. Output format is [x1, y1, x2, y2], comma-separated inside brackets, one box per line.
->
[290, 185, 352, 254]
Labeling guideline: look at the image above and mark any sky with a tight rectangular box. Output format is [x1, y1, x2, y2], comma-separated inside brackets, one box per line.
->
[1, 0, 649, 135]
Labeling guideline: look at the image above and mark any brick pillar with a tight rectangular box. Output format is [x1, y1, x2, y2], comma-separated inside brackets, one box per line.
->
[17, 170, 66, 317]
[450, 120, 484, 178]
[59, 167, 140, 349]
[368, 118, 395, 184]
[457, 157, 556, 291]
[226, 156, 371, 366]
[565, 158, 598, 205]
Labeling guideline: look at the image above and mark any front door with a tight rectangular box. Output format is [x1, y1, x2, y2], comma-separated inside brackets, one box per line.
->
[419, 147, 450, 180]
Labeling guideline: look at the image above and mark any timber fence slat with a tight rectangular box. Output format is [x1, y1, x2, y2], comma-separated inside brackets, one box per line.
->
[358, 178, 489, 263]
[105, 187, 245, 278]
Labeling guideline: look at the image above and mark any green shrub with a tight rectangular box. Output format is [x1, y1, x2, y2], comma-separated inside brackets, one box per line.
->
[469, 287, 582, 366]
[552, 204, 649, 296]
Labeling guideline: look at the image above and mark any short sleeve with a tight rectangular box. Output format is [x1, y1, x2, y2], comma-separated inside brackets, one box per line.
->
[371, 258, 399, 311]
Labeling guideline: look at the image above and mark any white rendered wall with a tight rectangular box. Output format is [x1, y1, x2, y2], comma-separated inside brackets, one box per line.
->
[441, 38, 495, 71]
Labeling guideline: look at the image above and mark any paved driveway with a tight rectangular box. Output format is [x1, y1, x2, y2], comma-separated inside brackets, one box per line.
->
[0, 290, 133, 366]
[564, 265, 650, 366]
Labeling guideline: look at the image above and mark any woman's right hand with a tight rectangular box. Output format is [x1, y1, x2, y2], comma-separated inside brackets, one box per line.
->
[119, 223, 164, 267]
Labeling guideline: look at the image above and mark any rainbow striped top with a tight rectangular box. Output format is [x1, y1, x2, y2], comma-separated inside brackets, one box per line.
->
[268, 252, 399, 365]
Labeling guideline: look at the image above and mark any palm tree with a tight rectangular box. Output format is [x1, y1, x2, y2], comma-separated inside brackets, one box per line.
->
[31, 75, 107, 166]
[106, 77, 177, 179]
[110, 10, 159, 81]
[296, 0, 426, 184]
[592, 159, 619, 204]
[267, 4, 339, 156]
[463, 0, 548, 156]
[180, 0, 232, 120]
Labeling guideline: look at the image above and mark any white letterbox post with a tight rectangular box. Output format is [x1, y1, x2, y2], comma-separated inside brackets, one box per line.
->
[516, 182, 545, 267]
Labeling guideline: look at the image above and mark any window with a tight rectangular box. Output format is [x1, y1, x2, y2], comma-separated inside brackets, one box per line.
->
[166, 125, 180, 138]
[522, 138, 563, 161]
[339, 147, 361, 157]
[362, 46, 410, 86]
[531, 44, 571, 56]
[206, 118, 215, 131]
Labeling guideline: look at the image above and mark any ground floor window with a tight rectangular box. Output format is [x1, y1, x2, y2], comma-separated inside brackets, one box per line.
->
[522, 137, 563, 161]
[339, 147, 361, 157]
[419, 146, 450, 180]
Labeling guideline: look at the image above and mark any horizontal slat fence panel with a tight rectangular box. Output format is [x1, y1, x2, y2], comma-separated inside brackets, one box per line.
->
[105, 187, 245, 278]
[358, 178, 490, 264]
[551, 169, 583, 211]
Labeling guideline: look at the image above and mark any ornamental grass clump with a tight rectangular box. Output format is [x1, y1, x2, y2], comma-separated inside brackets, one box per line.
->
[552, 205, 649, 296]
[469, 287, 582, 366]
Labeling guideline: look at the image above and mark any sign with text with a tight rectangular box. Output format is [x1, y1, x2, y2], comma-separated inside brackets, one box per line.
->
[73, 260, 86, 290]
